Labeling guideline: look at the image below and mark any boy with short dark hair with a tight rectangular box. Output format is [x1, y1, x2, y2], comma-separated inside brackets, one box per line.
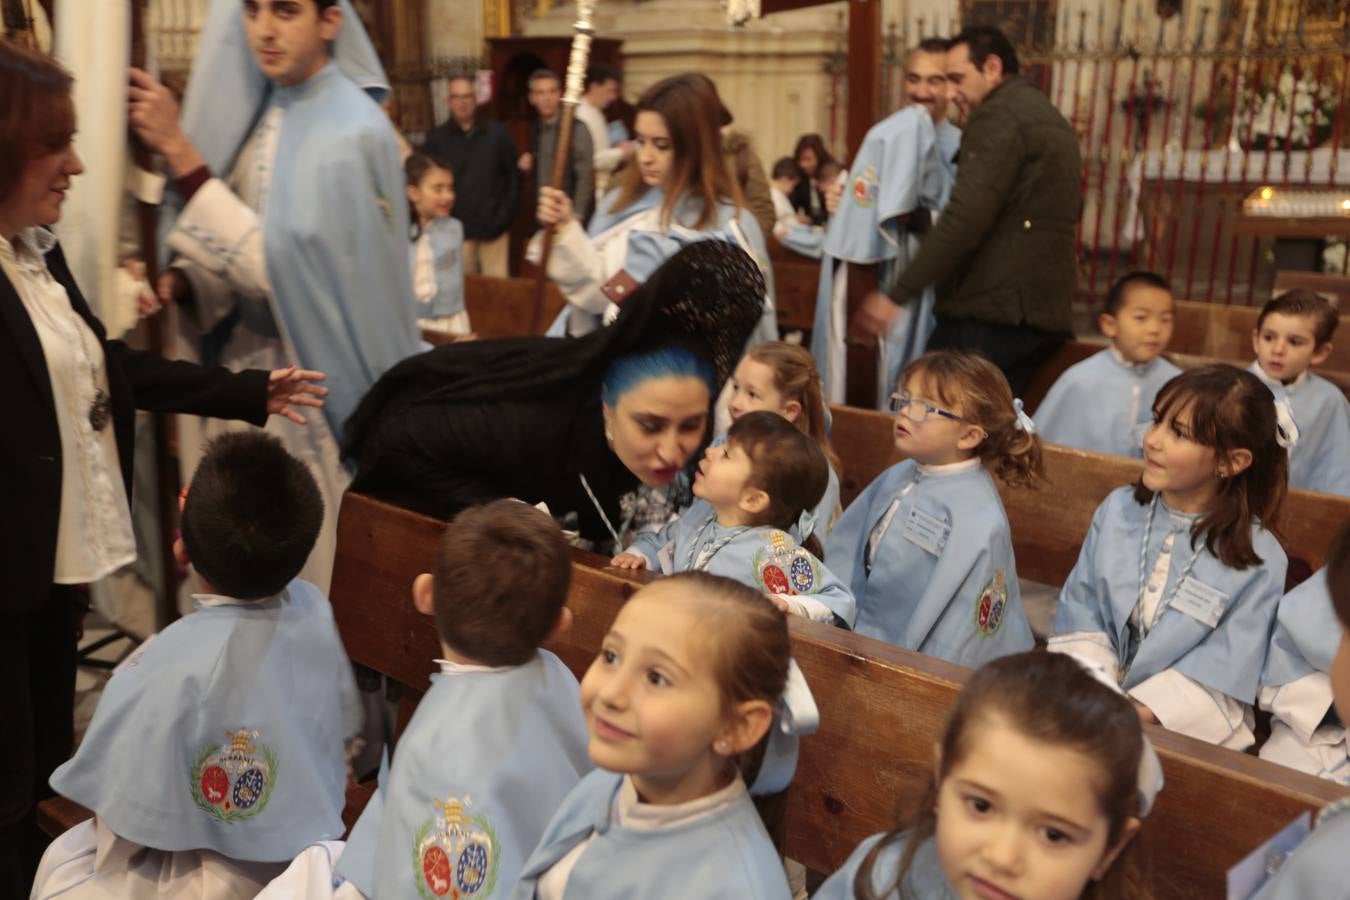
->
[1249, 523, 1350, 898]
[331, 500, 591, 900]
[34, 432, 362, 898]
[1249, 290, 1350, 497]
[770, 156, 802, 232]
[1033, 271, 1181, 457]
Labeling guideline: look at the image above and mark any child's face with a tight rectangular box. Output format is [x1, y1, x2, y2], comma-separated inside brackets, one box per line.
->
[1100, 285, 1174, 365]
[1252, 312, 1331, 382]
[935, 715, 1122, 900]
[408, 167, 455, 222]
[797, 148, 818, 177]
[726, 357, 797, 423]
[893, 375, 983, 466]
[580, 585, 732, 803]
[1332, 625, 1350, 728]
[692, 440, 756, 513]
[1141, 404, 1224, 512]
[772, 175, 798, 194]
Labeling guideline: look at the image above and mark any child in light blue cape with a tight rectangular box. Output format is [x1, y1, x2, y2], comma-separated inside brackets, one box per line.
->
[511, 573, 817, 900]
[1034, 272, 1181, 458]
[329, 500, 591, 899]
[1050, 365, 1291, 751]
[1247, 523, 1350, 899]
[405, 153, 469, 337]
[1249, 290, 1350, 498]
[1259, 569, 1350, 784]
[33, 432, 362, 899]
[815, 652, 1161, 900]
[826, 352, 1037, 666]
[614, 411, 856, 628]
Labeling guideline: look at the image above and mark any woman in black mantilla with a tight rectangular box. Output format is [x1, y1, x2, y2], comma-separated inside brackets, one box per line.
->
[343, 240, 765, 549]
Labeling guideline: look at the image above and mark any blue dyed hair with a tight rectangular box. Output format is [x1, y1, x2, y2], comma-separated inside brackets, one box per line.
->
[601, 345, 717, 404]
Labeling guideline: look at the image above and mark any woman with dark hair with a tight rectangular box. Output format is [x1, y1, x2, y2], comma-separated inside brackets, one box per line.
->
[345, 240, 766, 550]
[532, 73, 775, 343]
[790, 132, 833, 226]
[0, 42, 323, 891]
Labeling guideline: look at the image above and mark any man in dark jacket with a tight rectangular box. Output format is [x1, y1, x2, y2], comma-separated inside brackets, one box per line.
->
[424, 75, 521, 277]
[520, 68, 595, 227]
[854, 26, 1082, 394]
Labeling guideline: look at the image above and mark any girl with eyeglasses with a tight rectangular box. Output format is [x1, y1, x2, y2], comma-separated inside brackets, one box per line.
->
[824, 351, 1044, 667]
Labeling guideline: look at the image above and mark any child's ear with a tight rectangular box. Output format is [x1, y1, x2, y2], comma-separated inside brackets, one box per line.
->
[1090, 817, 1141, 881]
[1251, 327, 1262, 356]
[1098, 312, 1119, 339]
[738, 486, 770, 517]
[782, 399, 802, 424]
[1220, 447, 1253, 480]
[1311, 342, 1334, 366]
[405, 185, 418, 205]
[956, 424, 987, 452]
[412, 573, 436, 617]
[714, 698, 774, 756]
[543, 607, 574, 645]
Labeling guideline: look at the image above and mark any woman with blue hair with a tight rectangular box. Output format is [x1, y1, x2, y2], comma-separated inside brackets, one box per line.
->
[344, 241, 765, 551]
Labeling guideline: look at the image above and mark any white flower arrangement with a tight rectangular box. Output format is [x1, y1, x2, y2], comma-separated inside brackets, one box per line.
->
[1233, 67, 1337, 151]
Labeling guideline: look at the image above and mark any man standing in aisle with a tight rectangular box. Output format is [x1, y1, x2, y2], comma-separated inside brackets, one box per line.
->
[574, 63, 633, 203]
[425, 74, 521, 276]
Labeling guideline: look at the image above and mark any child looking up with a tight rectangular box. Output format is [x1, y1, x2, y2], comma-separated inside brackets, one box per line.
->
[512, 573, 816, 900]
[406, 153, 471, 338]
[329, 500, 592, 899]
[35, 432, 361, 898]
[1249, 290, 1350, 497]
[614, 411, 856, 627]
[814, 651, 1158, 900]
[1050, 365, 1290, 750]
[825, 351, 1040, 666]
[1034, 271, 1181, 457]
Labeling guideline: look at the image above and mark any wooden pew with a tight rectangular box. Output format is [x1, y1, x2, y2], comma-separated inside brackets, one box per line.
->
[1172, 299, 1350, 373]
[328, 492, 1344, 899]
[829, 404, 1350, 584]
[421, 275, 568, 347]
[767, 241, 821, 333]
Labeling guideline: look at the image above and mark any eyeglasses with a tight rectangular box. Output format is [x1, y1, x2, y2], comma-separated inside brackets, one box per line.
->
[890, 391, 965, 424]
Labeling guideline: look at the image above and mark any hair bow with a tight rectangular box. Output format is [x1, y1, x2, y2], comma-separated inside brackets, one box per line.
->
[750, 660, 819, 796]
[1012, 398, 1036, 435]
[795, 510, 818, 542]
[1274, 397, 1300, 451]
[1070, 657, 1165, 818]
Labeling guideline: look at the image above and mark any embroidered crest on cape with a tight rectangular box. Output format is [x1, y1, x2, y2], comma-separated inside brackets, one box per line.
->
[190, 728, 277, 821]
[412, 794, 501, 899]
[753, 531, 818, 595]
[851, 164, 879, 209]
[974, 570, 1008, 637]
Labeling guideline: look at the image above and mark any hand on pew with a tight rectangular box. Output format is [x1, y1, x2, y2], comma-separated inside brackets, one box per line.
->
[610, 552, 647, 570]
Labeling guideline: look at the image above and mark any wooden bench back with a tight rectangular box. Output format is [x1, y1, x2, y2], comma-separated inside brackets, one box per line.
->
[421, 275, 568, 347]
[828, 405, 1350, 583]
[330, 492, 1344, 898]
[1173, 299, 1350, 373]
[767, 242, 821, 333]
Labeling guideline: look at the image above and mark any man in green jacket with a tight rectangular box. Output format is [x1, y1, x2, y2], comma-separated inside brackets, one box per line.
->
[854, 26, 1082, 394]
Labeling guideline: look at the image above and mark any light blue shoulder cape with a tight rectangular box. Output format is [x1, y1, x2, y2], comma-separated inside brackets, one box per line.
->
[49, 581, 363, 862]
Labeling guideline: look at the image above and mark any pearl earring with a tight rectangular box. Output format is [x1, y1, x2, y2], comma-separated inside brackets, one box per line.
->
[717, 740, 729, 752]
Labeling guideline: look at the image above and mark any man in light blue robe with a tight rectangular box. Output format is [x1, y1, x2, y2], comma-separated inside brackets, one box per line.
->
[1259, 570, 1350, 784]
[334, 652, 591, 899]
[812, 40, 959, 408]
[131, 0, 420, 591]
[825, 458, 1033, 667]
[1048, 487, 1287, 749]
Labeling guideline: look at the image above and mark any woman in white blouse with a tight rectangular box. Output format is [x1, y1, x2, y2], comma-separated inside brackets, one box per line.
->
[0, 43, 324, 893]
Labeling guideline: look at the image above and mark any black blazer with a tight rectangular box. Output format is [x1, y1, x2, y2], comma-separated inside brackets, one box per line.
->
[1, 239, 270, 612]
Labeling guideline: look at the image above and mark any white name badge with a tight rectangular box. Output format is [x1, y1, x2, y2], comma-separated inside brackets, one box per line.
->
[1172, 578, 1230, 629]
[902, 507, 950, 556]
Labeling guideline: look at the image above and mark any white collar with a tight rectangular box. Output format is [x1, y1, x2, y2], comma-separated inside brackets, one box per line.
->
[615, 773, 745, 830]
[192, 592, 269, 609]
[1249, 359, 1308, 390]
[916, 457, 982, 476]
[1108, 345, 1159, 371]
[0, 226, 56, 263]
[435, 658, 514, 675]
